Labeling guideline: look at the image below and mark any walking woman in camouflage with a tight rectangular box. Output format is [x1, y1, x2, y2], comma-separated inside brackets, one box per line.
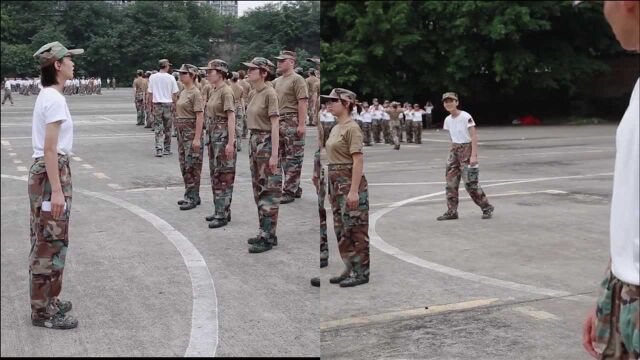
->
[201, 59, 237, 229]
[174, 64, 205, 211]
[243, 57, 282, 254]
[321, 88, 370, 287]
[28, 41, 84, 329]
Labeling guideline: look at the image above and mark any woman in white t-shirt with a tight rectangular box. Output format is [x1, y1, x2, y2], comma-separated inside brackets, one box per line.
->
[411, 104, 425, 144]
[28, 42, 83, 330]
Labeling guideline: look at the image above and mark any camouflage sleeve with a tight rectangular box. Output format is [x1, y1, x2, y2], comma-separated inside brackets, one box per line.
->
[294, 76, 309, 100]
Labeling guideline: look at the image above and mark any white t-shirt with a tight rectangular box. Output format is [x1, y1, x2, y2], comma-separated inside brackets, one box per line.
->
[361, 111, 372, 123]
[443, 110, 475, 143]
[610, 78, 639, 286]
[426, 105, 433, 114]
[32, 88, 73, 158]
[4, 81, 10, 90]
[382, 110, 390, 120]
[413, 110, 424, 122]
[148, 72, 179, 103]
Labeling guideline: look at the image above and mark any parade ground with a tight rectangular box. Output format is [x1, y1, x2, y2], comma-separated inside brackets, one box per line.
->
[1, 90, 615, 359]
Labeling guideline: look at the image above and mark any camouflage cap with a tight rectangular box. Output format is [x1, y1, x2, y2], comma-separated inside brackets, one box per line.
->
[231, 71, 239, 80]
[306, 56, 320, 65]
[33, 41, 84, 68]
[200, 59, 229, 74]
[242, 57, 275, 74]
[294, 67, 304, 75]
[177, 64, 199, 75]
[158, 59, 172, 67]
[442, 92, 458, 101]
[274, 50, 296, 61]
[321, 88, 357, 103]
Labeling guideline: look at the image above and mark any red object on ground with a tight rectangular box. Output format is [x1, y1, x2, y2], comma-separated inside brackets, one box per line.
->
[520, 115, 541, 126]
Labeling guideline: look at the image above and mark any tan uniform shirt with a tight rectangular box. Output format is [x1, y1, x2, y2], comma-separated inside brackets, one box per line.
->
[201, 84, 211, 103]
[325, 120, 364, 164]
[306, 76, 319, 98]
[246, 83, 279, 131]
[206, 83, 235, 118]
[230, 82, 244, 106]
[386, 108, 403, 127]
[176, 86, 204, 119]
[239, 79, 251, 100]
[274, 72, 308, 114]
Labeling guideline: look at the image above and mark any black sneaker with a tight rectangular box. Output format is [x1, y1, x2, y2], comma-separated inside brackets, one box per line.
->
[155, 150, 163, 157]
[206, 213, 230, 222]
[248, 237, 273, 253]
[180, 201, 198, 211]
[320, 258, 328, 268]
[208, 215, 230, 229]
[482, 205, 494, 219]
[178, 198, 201, 206]
[32, 312, 78, 329]
[281, 195, 295, 204]
[329, 272, 350, 284]
[339, 274, 369, 287]
[437, 211, 458, 221]
[310, 277, 320, 287]
[294, 189, 302, 199]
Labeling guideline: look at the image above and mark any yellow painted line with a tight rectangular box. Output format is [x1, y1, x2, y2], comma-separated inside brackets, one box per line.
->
[320, 298, 499, 330]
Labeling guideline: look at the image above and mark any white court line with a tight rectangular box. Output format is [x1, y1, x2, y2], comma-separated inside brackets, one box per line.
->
[1, 133, 154, 140]
[16, 166, 27, 172]
[12, 159, 22, 164]
[99, 115, 116, 122]
[1, 173, 219, 357]
[369, 190, 567, 207]
[369, 172, 612, 302]
[93, 172, 111, 180]
[1, 140, 10, 146]
[73, 156, 83, 162]
[81, 164, 94, 169]
[107, 183, 123, 190]
[368, 175, 606, 187]
[513, 306, 561, 321]
[9, 152, 17, 156]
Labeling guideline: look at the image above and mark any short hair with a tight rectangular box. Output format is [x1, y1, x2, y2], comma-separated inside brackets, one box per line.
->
[40, 61, 60, 87]
[238, 70, 246, 79]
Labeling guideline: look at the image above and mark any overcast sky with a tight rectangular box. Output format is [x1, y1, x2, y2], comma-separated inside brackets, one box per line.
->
[238, 1, 281, 16]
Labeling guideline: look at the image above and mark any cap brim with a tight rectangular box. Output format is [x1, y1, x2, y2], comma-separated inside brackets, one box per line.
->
[67, 49, 84, 56]
[442, 97, 457, 101]
[242, 62, 259, 68]
[320, 95, 339, 100]
[198, 66, 212, 70]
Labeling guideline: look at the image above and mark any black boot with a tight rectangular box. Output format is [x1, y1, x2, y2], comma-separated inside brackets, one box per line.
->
[248, 236, 274, 253]
[339, 273, 369, 287]
[208, 214, 231, 228]
[310, 277, 320, 287]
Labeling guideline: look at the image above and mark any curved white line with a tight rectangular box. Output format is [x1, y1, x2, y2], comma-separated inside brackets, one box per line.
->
[370, 172, 612, 301]
[2, 174, 218, 357]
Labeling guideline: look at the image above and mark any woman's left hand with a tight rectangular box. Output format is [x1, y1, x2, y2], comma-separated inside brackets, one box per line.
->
[346, 190, 359, 210]
[225, 143, 235, 159]
[470, 155, 478, 166]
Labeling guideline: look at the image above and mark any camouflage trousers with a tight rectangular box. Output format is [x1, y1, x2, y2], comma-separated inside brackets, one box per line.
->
[2, 91, 13, 104]
[235, 104, 245, 151]
[362, 122, 372, 145]
[391, 123, 401, 148]
[445, 143, 490, 212]
[176, 118, 204, 203]
[406, 121, 414, 143]
[249, 130, 282, 240]
[328, 164, 370, 278]
[413, 122, 422, 144]
[314, 149, 328, 262]
[135, 93, 145, 125]
[28, 155, 72, 320]
[382, 120, 391, 143]
[355, 119, 363, 132]
[153, 103, 173, 151]
[372, 119, 382, 143]
[399, 119, 405, 142]
[145, 105, 154, 127]
[206, 116, 237, 220]
[279, 113, 305, 198]
[594, 271, 640, 359]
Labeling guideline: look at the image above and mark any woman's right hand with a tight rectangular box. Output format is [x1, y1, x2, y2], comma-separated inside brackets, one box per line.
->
[51, 190, 66, 218]
[192, 138, 201, 154]
[269, 155, 278, 173]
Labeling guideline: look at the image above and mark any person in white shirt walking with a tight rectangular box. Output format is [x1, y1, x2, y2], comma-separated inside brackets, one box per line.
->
[147, 59, 179, 157]
[2, 78, 14, 105]
[437, 92, 493, 221]
[28, 41, 84, 330]
[578, 1, 639, 359]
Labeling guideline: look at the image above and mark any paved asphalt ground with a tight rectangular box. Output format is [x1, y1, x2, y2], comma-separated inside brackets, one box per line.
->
[1, 89, 616, 359]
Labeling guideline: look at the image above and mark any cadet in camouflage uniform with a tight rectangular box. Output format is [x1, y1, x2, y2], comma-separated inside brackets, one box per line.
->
[230, 72, 245, 152]
[386, 102, 403, 150]
[143, 71, 153, 128]
[237, 70, 251, 138]
[29, 41, 84, 329]
[200, 60, 237, 229]
[305, 68, 320, 126]
[274, 50, 309, 204]
[147, 60, 179, 157]
[438, 92, 494, 221]
[243, 57, 281, 253]
[370, 98, 382, 143]
[174, 64, 205, 211]
[133, 70, 146, 126]
[321, 88, 370, 287]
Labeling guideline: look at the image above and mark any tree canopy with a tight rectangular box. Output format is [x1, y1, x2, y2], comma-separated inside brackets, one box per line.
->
[1, 1, 320, 81]
[321, 1, 631, 121]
